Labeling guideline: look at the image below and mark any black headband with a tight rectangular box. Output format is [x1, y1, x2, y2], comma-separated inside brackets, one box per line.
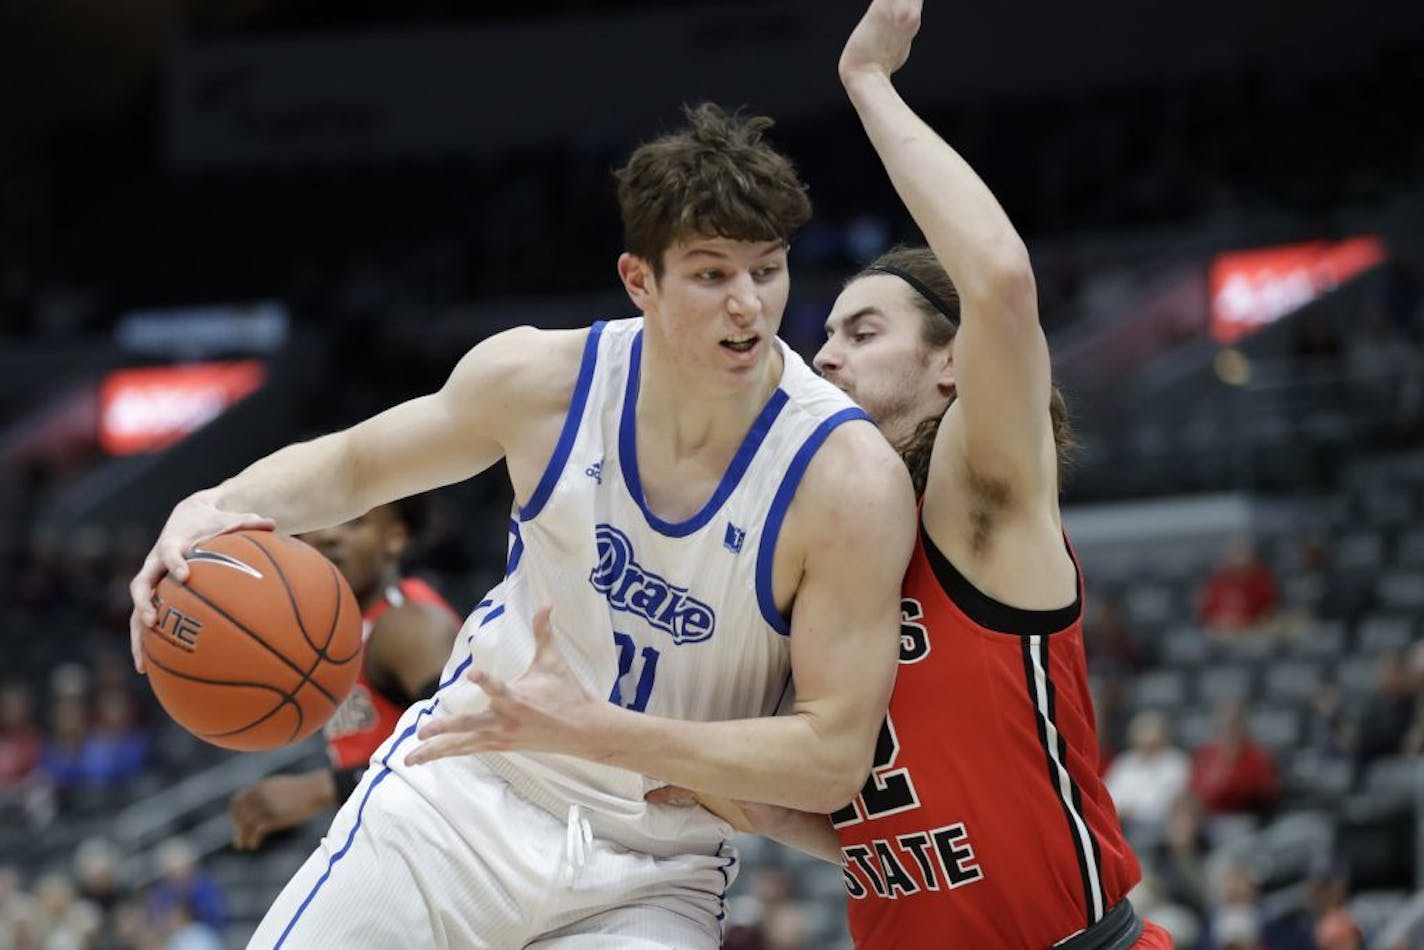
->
[866, 265, 957, 322]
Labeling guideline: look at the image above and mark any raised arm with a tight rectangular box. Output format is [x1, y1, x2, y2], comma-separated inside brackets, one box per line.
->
[841, 0, 1053, 502]
[409, 422, 917, 814]
[129, 325, 566, 672]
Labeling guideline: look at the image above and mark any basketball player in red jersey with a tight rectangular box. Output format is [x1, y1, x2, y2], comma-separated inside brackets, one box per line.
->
[228, 500, 458, 851]
[673, 1, 1173, 946]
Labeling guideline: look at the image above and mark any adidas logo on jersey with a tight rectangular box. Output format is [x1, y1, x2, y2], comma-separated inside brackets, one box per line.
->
[589, 524, 717, 645]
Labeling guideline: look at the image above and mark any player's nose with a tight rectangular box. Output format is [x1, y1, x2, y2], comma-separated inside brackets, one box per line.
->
[725, 275, 761, 324]
[813, 339, 842, 374]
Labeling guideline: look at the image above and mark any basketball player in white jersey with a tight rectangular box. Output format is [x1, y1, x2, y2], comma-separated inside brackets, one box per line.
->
[128, 104, 915, 948]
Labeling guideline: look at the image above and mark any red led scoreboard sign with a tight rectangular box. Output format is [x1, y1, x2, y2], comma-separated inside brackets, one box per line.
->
[100, 361, 266, 455]
[1209, 236, 1387, 345]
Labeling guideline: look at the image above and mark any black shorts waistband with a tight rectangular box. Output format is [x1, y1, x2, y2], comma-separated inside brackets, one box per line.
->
[1052, 900, 1143, 950]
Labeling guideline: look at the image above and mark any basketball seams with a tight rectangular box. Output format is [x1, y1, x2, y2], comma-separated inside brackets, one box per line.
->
[149, 530, 363, 752]
[142, 645, 305, 747]
[239, 533, 322, 654]
[161, 576, 342, 708]
[320, 560, 359, 663]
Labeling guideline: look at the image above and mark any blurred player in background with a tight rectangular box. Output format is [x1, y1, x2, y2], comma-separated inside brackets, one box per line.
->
[228, 499, 458, 851]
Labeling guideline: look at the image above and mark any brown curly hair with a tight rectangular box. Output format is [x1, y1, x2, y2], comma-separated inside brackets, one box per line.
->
[614, 103, 812, 276]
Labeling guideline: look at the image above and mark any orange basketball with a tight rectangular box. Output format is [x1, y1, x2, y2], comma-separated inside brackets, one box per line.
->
[143, 530, 362, 751]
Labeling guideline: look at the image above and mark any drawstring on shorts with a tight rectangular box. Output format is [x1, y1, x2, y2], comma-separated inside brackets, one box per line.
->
[561, 804, 593, 886]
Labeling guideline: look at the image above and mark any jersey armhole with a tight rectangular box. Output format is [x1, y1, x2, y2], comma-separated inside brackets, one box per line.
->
[516, 322, 606, 522]
[754, 408, 873, 636]
[920, 520, 1083, 637]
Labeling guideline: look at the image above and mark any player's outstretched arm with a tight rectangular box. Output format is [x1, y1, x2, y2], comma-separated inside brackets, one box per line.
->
[409, 423, 916, 814]
[842, 0, 1054, 501]
[129, 325, 559, 673]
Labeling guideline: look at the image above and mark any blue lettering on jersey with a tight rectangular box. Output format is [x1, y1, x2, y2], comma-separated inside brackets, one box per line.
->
[589, 524, 717, 645]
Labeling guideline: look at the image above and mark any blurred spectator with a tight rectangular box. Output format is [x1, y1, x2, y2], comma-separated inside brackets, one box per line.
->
[0, 683, 41, 786]
[1084, 596, 1147, 675]
[29, 873, 101, 950]
[1209, 863, 1265, 950]
[1198, 538, 1279, 636]
[1354, 649, 1416, 775]
[80, 691, 149, 788]
[763, 902, 813, 950]
[1151, 795, 1210, 917]
[1346, 305, 1423, 430]
[1289, 534, 1362, 624]
[1265, 858, 1363, 950]
[1305, 684, 1356, 760]
[39, 696, 92, 795]
[147, 838, 226, 934]
[1104, 711, 1190, 843]
[74, 837, 128, 924]
[725, 867, 802, 950]
[39, 690, 149, 797]
[0, 866, 37, 942]
[1404, 640, 1424, 756]
[1379, 888, 1424, 950]
[1190, 701, 1280, 816]
[157, 899, 224, 950]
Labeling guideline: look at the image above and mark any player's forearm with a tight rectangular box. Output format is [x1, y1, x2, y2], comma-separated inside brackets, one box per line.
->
[752, 804, 843, 864]
[210, 432, 368, 534]
[594, 707, 869, 814]
[842, 69, 1033, 305]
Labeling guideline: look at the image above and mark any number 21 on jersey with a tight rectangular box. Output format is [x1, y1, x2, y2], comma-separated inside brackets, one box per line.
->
[609, 631, 660, 713]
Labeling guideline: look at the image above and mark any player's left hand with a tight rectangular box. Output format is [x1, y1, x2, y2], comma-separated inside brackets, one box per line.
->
[839, 0, 922, 84]
[229, 770, 335, 851]
[645, 786, 758, 834]
[405, 606, 610, 766]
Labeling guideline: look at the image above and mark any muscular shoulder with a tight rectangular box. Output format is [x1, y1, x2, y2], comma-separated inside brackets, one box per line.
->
[791, 420, 916, 566]
[442, 325, 590, 437]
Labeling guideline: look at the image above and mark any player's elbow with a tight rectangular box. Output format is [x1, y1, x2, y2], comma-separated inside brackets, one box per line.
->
[818, 774, 868, 816]
[967, 242, 1037, 313]
[804, 747, 874, 814]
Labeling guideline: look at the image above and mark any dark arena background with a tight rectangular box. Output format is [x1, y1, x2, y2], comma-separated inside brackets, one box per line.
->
[2, 1, 1423, 947]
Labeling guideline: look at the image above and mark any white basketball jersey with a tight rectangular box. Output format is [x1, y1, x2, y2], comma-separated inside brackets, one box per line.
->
[386, 317, 868, 852]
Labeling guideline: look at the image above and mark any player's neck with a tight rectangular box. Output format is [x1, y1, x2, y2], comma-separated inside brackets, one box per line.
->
[359, 570, 401, 612]
[636, 341, 783, 461]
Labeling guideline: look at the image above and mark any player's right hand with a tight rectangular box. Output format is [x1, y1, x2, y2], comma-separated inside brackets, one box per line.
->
[230, 771, 336, 851]
[838, 0, 922, 85]
[129, 490, 275, 673]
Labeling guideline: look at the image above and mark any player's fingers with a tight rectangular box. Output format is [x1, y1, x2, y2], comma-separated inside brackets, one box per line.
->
[404, 734, 483, 766]
[129, 607, 148, 674]
[234, 513, 276, 532]
[156, 538, 190, 583]
[416, 711, 497, 740]
[468, 668, 510, 700]
[130, 554, 163, 623]
[645, 785, 700, 808]
[530, 605, 554, 654]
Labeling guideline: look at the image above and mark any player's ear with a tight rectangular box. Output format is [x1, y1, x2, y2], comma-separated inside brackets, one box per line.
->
[935, 338, 957, 397]
[618, 253, 658, 312]
[385, 519, 410, 560]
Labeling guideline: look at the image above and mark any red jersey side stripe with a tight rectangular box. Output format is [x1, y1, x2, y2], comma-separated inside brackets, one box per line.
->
[1021, 633, 1105, 929]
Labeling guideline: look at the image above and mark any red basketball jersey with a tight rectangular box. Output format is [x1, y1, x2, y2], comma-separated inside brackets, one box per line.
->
[837, 524, 1141, 948]
[325, 577, 456, 770]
